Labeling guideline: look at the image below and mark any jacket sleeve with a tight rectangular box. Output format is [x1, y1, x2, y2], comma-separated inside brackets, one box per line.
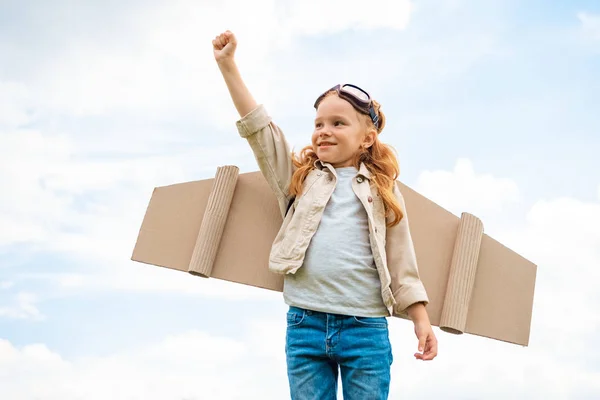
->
[385, 181, 429, 316]
[236, 104, 295, 217]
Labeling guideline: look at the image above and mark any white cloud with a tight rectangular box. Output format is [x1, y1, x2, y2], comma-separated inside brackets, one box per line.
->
[578, 12, 600, 41]
[0, 81, 33, 128]
[27, 264, 282, 302]
[415, 158, 520, 217]
[418, 160, 600, 390]
[0, 0, 507, 139]
[393, 160, 600, 399]
[0, 327, 290, 400]
[0, 0, 412, 129]
[0, 127, 274, 302]
[0, 0, 499, 149]
[281, 0, 411, 36]
[0, 281, 15, 290]
[0, 130, 73, 246]
[0, 127, 276, 301]
[0, 292, 44, 320]
[495, 194, 600, 362]
[0, 117, 282, 306]
[0, 0, 412, 258]
[0, 125, 252, 248]
[387, 321, 600, 399]
[413, 159, 600, 340]
[408, 158, 600, 397]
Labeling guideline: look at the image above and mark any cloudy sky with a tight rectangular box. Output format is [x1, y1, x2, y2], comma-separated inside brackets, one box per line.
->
[1, 0, 599, 398]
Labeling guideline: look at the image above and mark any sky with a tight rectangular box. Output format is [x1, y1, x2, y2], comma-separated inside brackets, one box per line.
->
[1, 0, 599, 398]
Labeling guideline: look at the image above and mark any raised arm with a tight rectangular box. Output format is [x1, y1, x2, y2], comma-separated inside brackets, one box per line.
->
[212, 31, 295, 217]
[213, 31, 257, 118]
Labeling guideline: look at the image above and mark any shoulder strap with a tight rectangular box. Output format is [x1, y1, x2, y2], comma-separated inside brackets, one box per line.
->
[286, 196, 295, 216]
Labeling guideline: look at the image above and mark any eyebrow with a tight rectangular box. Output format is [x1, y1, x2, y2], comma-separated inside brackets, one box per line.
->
[314, 114, 351, 122]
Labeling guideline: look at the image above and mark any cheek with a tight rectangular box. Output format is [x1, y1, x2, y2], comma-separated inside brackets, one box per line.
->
[348, 132, 364, 149]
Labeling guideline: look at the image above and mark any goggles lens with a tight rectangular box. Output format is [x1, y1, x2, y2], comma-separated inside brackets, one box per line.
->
[341, 84, 370, 103]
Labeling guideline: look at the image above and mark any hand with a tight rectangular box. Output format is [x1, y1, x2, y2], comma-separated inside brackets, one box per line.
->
[413, 320, 438, 361]
[213, 30, 237, 63]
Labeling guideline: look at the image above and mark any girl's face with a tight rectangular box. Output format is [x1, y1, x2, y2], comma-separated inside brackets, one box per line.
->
[312, 94, 375, 168]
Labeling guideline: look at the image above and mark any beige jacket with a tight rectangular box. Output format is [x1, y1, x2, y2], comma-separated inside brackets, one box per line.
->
[236, 104, 429, 317]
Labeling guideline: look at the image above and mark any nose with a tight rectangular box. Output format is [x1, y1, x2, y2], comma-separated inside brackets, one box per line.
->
[317, 127, 331, 137]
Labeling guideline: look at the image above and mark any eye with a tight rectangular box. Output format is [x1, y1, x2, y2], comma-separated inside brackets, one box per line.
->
[334, 120, 344, 126]
[315, 122, 323, 128]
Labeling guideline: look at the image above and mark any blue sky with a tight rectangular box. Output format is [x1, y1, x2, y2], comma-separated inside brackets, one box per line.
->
[1, 0, 599, 398]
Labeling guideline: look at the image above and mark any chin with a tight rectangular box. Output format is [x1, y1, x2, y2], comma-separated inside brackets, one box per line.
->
[316, 153, 334, 164]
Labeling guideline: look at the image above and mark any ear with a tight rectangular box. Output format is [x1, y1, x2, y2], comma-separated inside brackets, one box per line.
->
[363, 129, 377, 148]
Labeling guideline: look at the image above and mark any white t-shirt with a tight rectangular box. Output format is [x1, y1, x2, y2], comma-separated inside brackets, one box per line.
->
[283, 166, 388, 317]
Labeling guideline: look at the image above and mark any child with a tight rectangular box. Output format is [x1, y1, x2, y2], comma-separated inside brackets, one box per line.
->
[213, 30, 438, 399]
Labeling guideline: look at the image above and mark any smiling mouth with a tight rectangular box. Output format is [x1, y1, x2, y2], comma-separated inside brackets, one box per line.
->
[319, 142, 336, 147]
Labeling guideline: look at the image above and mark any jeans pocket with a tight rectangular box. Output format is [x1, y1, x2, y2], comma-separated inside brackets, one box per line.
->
[353, 316, 388, 329]
[286, 309, 306, 328]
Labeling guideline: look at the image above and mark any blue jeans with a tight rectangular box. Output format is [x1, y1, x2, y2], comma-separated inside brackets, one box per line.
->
[285, 306, 393, 400]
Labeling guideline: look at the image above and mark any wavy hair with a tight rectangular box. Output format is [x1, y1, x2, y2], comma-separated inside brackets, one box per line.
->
[288, 91, 404, 227]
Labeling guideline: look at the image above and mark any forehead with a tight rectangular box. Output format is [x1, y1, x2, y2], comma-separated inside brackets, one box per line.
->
[315, 95, 356, 119]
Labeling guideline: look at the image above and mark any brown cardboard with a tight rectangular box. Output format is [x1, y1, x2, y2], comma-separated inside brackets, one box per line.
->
[131, 165, 537, 346]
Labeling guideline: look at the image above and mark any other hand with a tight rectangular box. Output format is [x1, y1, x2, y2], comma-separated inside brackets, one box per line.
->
[413, 320, 438, 361]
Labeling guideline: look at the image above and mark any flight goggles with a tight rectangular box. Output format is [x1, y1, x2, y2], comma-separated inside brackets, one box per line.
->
[313, 84, 379, 130]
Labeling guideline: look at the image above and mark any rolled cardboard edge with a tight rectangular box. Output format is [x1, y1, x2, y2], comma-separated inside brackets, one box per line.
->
[439, 212, 484, 334]
[188, 165, 240, 277]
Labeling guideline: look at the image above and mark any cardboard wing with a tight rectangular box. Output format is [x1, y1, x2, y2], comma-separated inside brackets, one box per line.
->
[131, 166, 537, 346]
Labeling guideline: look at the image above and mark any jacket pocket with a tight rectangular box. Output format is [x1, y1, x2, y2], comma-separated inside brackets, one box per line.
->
[299, 170, 324, 198]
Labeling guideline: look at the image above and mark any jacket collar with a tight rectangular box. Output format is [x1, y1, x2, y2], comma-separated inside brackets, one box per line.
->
[314, 159, 372, 180]
[358, 162, 372, 180]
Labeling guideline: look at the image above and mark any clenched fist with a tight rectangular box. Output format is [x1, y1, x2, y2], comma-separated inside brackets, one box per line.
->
[213, 30, 237, 63]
